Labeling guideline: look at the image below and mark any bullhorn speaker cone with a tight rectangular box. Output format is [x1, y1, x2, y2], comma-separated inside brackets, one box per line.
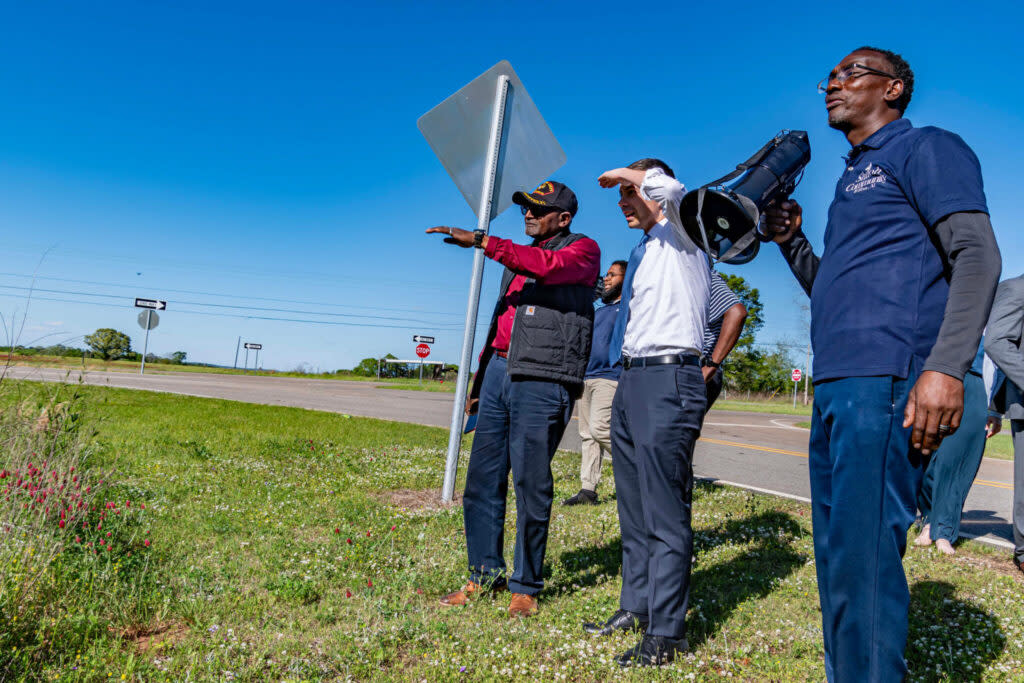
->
[681, 130, 811, 265]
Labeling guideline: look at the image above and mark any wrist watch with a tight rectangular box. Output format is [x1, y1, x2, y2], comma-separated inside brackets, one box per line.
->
[701, 357, 721, 369]
[473, 230, 485, 248]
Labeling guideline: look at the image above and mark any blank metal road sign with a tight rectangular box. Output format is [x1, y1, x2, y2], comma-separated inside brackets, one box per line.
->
[135, 298, 167, 310]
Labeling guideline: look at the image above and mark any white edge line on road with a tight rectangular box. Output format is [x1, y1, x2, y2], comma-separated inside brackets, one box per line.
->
[699, 477, 1015, 552]
[704, 421, 806, 431]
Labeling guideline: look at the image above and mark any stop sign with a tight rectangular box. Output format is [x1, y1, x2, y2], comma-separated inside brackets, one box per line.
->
[415, 343, 431, 359]
[792, 368, 802, 382]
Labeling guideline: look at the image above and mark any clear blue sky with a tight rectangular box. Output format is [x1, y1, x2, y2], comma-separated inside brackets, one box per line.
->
[2, 1, 1020, 371]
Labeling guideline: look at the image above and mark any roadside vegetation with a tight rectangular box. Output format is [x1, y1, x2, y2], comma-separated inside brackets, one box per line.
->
[0, 380, 1020, 681]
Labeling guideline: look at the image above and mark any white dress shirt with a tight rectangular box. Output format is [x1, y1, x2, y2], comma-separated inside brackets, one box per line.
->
[621, 168, 711, 358]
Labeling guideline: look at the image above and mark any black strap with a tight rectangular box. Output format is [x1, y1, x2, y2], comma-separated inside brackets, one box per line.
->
[700, 133, 785, 190]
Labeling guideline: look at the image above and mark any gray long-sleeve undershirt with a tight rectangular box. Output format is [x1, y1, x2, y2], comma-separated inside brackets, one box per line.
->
[779, 210, 1002, 380]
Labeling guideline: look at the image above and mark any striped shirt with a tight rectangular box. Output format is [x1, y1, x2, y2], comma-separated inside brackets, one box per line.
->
[702, 271, 741, 358]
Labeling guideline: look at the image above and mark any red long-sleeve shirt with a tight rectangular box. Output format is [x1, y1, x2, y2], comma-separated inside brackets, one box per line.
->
[483, 234, 601, 352]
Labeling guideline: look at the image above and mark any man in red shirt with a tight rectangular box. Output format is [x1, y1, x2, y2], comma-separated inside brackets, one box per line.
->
[427, 181, 600, 617]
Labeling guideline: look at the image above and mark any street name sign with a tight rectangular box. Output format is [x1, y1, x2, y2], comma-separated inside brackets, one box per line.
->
[413, 335, 435, 344]
[135, 298, 167, 310]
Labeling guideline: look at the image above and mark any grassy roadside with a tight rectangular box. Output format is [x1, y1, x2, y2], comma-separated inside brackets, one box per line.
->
[1, 380, 1021, 681]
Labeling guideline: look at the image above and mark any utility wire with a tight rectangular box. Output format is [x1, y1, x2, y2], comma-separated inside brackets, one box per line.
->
[0, 271, 466, 318]
[0, 284, 465, 328]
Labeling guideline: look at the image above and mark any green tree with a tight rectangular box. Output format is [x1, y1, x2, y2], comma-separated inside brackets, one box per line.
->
[720, 272, 764, 350]
[83, 328, 132, 361]
[170, 351, 187, 364]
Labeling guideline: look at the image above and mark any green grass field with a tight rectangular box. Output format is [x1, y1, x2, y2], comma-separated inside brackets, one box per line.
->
[1, 380, 1022, 681]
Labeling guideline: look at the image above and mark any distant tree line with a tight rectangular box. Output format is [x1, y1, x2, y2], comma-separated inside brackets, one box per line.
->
[2, 327, 188, 366]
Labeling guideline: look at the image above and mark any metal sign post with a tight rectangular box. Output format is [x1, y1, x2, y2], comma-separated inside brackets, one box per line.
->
[419, 61, 566, 503]
[440, 76, 508, 503]
[135, 299, 166, 376]
[141, 310, 152, 375]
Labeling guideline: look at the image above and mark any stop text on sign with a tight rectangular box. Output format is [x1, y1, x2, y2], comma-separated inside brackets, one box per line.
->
[415, 344, 431, 359]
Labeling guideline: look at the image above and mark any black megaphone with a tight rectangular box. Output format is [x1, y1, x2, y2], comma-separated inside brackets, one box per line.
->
[680, 130, 811, 264]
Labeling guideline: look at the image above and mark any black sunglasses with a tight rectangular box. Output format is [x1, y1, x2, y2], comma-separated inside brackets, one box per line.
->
[520, 204, 560, 217]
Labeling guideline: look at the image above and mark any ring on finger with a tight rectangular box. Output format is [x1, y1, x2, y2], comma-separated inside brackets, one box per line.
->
[938, 424, 951, 434]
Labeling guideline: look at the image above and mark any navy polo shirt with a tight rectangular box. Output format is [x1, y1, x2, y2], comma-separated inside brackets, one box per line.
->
[811, 119, 988, 382]
[586, 300, 622, 381]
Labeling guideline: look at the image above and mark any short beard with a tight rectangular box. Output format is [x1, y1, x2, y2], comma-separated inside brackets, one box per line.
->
[602, 283, 623, 304]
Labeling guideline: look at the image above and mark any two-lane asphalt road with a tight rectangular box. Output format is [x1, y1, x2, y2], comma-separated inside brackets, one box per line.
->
[5, 365, 1015, 549]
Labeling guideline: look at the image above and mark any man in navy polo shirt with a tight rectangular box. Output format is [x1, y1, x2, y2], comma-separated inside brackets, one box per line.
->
[765, 47, 1001, 681]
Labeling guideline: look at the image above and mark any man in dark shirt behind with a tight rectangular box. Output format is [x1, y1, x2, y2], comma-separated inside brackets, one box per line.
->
[764, 47, 1000, 681]
[426, 181, 600, 618]
[564, 260, 627, 506]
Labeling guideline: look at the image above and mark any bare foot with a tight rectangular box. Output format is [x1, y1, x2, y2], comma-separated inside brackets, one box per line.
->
[914, 524, 932, 547]
[935, 538, 955, 555]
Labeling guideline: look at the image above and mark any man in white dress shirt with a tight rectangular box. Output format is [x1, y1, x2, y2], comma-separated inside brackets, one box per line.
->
[582, 159, 710, 667]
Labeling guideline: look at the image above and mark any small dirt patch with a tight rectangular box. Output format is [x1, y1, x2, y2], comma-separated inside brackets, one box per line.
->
[953, 552, 1024, 582]
[121, 622, 190, 653]
[380, 488, 461, 511]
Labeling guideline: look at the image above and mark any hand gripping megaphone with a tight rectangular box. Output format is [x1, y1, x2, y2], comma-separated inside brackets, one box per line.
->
[680, 130, 811, 264]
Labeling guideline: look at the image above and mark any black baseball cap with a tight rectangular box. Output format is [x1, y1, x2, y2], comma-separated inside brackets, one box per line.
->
[512, 180, 578, 217]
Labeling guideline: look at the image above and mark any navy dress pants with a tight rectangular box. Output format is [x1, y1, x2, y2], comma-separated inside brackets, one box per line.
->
[917, 372, 987, 543]
[462, 355, 573, 595]
[611, 363, 706, 640]
[809, 370, 926, 683]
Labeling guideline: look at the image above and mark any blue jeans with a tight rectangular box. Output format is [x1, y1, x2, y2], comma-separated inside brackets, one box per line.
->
[462, 355, 574, 595]
[611, 362, 706, 640]
[809, 369, 926, 683]
[918, 372, 987, 543]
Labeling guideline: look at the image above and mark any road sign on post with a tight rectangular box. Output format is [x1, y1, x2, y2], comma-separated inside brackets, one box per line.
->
[792, 368, 802, 408]
[244, 343, 262, 372]
[419, 61, 566, 503]
[135, 298, 167, 375]
[413, 335, 435, 344]
[415, 344, 431, 359]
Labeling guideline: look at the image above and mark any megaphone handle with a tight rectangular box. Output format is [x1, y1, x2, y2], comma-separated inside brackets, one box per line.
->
[755, 193, 791, 242]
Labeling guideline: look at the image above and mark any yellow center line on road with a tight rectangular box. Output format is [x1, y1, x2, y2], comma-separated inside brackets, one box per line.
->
[697, 436, 1013, 492]
[698, 436, 807, 458]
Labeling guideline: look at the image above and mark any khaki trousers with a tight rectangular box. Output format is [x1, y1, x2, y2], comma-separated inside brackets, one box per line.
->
[578, 377, 618, 491]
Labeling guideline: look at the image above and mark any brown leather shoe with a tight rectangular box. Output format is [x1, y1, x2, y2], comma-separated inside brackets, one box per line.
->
[508, 593, 538, 617]
[439, 581, 507, 607]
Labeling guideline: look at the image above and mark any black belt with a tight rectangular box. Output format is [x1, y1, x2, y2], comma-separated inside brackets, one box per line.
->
[622, 353, 700, 370]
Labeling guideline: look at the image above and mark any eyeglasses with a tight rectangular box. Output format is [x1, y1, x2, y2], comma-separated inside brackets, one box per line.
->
[604, 271, 623, 279]
[520, 204, 559, 217]
[817, 63, 896, 94]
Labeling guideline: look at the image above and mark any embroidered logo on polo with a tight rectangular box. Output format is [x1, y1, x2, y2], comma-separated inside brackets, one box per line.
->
[845, 163, 886, 194]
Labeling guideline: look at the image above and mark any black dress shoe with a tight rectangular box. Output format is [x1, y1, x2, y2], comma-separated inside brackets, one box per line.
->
[584, 609, 648, 635]
[562, 489, 598, 506]
[617, 634, 688, 667]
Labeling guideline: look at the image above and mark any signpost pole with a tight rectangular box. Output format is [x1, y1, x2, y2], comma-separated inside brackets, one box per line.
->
[140, 309, 152, 376]
[441, 75, 510, 503]
[793, 380, 797, 409]
[255, 348, 260, 371]
[244, 347, 250, 372]
[234, 336, 241, 369]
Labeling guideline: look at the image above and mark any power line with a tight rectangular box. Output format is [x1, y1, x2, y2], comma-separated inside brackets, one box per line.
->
[0, 292, 473, 331]
[0, 271, 467, 318]
[0, 284, 465, 328]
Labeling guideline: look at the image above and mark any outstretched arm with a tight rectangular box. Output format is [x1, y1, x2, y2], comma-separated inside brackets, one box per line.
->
[763, 200, 819, 296]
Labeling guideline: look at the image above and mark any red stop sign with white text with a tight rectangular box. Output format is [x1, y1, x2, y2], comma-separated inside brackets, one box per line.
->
[792, 368, 802, 382]
[416, 343, 431, 359]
